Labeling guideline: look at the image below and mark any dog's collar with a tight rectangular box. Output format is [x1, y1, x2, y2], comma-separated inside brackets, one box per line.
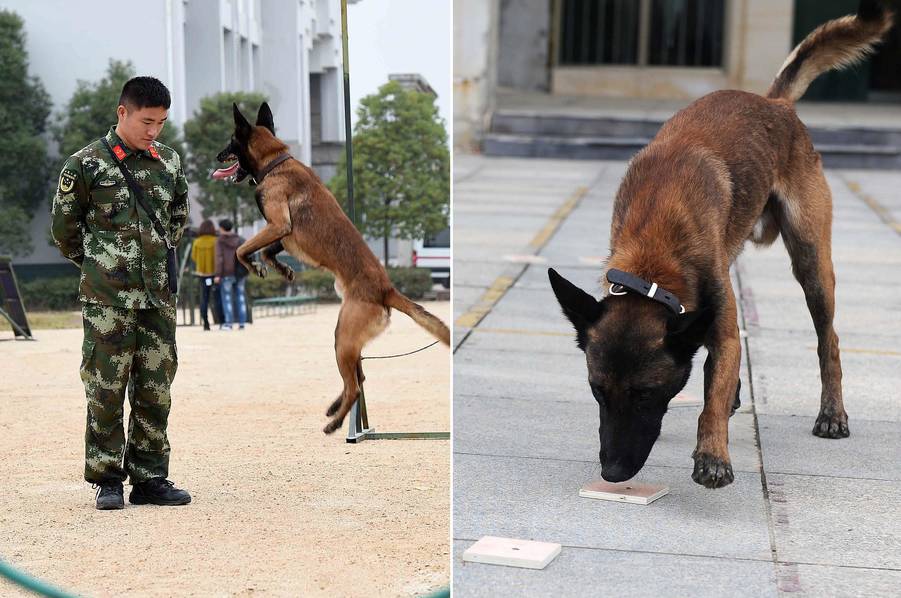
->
[253, 154, 292, 185]
[606, 268, 685, 315]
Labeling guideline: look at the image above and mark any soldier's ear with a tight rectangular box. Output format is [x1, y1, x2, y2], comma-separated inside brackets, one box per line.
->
[233, 103, 252, 140]
[256, 102, 275, 135]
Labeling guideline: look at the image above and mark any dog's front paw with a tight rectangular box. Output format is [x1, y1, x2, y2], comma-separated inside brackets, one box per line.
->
[812, 410, 849, 438]
[252, 262, 267, 278]
[692, 452, 734, 489]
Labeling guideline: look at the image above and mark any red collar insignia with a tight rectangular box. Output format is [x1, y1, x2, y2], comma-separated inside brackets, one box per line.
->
[112, 144, 127, 161]
[148, 145, 160, 159]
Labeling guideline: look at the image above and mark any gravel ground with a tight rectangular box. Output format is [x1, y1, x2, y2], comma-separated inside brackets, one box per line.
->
[0, 301, 450, 597]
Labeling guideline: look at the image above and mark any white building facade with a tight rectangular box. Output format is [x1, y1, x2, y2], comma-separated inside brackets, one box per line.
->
[8, 0, 355, 267]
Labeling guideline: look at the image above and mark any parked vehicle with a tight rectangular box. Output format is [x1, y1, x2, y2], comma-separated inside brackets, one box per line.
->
[412, 227, 450, 288]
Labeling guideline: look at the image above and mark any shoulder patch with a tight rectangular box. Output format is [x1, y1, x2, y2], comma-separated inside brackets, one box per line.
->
[59, 170, 78, 193]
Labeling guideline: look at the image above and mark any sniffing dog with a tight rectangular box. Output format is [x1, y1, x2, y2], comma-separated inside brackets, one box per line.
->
[549, 0, 893, 488]
[212, 103, 450, 434]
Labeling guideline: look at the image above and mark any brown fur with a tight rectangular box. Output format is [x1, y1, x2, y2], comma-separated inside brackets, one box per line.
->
[587, 3, 890, 487]
[227, 113, 449, 435]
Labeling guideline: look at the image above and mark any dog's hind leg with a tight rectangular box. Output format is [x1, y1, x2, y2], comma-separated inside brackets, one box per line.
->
[774, 169, 847, 438]
[260, 241, 295, 282]
[325, 359, 365, 418]
[323, 300, 387, 434]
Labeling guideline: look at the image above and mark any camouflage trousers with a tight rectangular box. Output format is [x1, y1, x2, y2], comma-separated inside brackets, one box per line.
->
[80, 303, 177, 484]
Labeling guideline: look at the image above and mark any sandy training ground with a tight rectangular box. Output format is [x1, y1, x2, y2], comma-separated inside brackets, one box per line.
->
[0, 301, 450, 597]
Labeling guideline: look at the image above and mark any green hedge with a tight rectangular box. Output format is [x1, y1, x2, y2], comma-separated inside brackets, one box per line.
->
[14, 266, 434, 311]
[19, 276, 81, 311]
[244, 275, 288, 300]
[387, 267, 433, 299]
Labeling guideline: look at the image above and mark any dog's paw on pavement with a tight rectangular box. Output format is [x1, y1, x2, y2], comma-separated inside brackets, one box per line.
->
[812, 411, 850, 438]
[691, 452, 734, 489]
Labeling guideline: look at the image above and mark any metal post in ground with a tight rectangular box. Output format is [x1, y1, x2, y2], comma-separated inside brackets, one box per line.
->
[341, 0, 373, 443]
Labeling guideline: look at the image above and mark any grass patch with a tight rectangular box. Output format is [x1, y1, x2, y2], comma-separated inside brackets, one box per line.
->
[0, 311, 81, 332]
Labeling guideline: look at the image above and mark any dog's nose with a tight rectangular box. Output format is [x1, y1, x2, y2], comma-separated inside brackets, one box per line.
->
[600, 461, 636, 483]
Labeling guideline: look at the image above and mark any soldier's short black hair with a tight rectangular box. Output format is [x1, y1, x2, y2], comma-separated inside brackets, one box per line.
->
[119, 76, 171, 110]
[219, 219, 234, 232]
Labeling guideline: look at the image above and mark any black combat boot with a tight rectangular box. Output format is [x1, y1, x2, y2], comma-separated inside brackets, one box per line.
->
[129, 478, 192, 506]
[94, 481, 125, 510]
[202, 318, 210, 331]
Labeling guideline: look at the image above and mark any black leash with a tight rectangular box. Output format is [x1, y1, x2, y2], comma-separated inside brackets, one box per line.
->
[362, 340, 440, 361]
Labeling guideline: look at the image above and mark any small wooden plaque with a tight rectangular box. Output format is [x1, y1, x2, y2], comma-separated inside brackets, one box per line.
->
[462, 536, 561, 569]
[579, 480, 669, 505]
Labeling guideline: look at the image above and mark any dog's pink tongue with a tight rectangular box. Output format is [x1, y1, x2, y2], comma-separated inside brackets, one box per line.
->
[211, 161, 240, 180]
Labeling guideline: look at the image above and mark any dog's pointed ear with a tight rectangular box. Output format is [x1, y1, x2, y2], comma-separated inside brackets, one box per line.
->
[549, 268, 604, 350]
[256, 102, 275, 135]
[233, 103, 252, 139]
[666, 307, 715, 354]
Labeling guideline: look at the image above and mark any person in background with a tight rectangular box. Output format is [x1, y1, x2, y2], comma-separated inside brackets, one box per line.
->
[214, 218, 247, 330]
[191, 219, 217, 331]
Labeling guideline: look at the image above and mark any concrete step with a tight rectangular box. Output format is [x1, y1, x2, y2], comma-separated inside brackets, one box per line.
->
[486, 111, 901, 169]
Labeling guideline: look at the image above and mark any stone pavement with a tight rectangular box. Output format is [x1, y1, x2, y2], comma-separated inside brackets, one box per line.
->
[452, 154, 901, 596]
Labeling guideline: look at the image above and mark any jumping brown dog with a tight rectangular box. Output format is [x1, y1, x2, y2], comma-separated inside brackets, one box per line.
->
[550, 0, 893, 488]
[213, 103, 450, 434]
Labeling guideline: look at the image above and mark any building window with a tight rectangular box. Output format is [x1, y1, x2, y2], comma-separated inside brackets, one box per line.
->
[558, 0, 725, 68]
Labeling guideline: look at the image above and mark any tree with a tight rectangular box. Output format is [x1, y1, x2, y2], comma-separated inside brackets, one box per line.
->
[329, 81, 449, 263]
[0, 10, 51, 257]
[52, 60, 185, 165]
[183, 91, 267, 226]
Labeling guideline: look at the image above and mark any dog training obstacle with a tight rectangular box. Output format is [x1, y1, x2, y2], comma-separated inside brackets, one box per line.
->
[340, 2, 448, 443]
[0, 257, 34, 340]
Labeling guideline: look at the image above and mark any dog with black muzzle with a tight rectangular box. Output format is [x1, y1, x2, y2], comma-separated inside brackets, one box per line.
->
[550, 0, 893, 489]
[211, 102, 450, 434]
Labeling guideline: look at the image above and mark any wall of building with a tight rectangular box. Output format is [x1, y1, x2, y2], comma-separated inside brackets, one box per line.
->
[7, 0, 348, 267]
[453, 0, 500, 151]
[487, 0, 794, 101]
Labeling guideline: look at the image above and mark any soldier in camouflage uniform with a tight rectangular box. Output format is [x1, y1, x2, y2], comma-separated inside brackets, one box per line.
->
[51, 77, 192, 510]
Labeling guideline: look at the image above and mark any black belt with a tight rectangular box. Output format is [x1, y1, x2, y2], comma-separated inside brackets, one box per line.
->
[606, 268, 685, 315]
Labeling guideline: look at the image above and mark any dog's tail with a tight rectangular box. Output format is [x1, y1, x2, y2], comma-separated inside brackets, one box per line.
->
[385, 288, 451, 346]
[767, 0, 893, 102]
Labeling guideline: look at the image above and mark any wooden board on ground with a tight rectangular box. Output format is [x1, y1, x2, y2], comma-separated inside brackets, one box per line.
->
[462, 536, 561, 570]
[579, 480, 669, 505]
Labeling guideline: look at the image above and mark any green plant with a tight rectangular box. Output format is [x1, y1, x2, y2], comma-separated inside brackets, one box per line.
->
[328, 80, 449, 261]
[387, 267, 433, 299]
[19, 276, 80, 311]
[0, 10, 51, 257]
[245, 275, 288, 300]
[296, 269, 338, 301]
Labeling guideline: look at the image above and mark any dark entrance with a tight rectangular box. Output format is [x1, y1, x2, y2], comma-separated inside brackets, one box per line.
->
[793, 0, 901, 102]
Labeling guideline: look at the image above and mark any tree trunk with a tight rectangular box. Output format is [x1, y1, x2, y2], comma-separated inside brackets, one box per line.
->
[383, 196, 391, 267]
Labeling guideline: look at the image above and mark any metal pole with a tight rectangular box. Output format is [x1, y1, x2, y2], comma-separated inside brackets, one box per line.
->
[341, 0, 355, 225]
[341, 0, 371, 443]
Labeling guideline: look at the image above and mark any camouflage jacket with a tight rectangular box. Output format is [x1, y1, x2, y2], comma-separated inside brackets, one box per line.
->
[51, 127, 189, 309]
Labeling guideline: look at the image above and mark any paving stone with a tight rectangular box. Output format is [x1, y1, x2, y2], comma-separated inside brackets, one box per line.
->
[453, 541, 779, 598]
[454, 394, 760, 473]
[453, 454, 773, 561]
[757, 414, 901, 480]
[748, 334, 901, 422]
[767, 473, 901, 569]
